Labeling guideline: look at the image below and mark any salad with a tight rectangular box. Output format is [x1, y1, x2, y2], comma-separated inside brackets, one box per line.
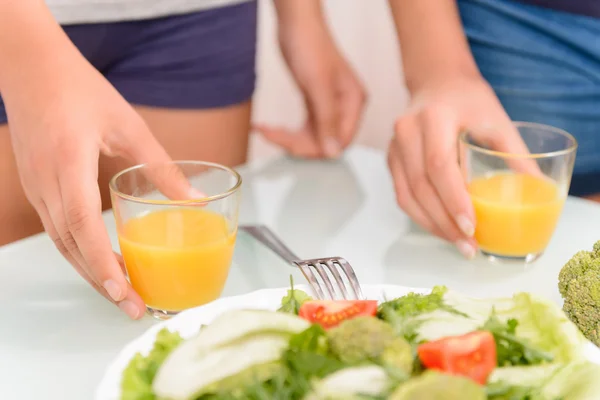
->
[121, 285, 600, 400]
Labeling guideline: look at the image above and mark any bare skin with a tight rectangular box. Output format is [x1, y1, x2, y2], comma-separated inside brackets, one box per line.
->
[0, 0, 365, 320]
[0, 101, 252, 246]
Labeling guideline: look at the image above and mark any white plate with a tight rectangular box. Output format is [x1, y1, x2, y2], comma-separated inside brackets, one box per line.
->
[95, 284, 600, 400]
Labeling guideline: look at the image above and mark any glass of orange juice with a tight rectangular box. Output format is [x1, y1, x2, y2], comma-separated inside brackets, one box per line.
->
[459, 122, 577, 263]
[109, 161, 241, 319]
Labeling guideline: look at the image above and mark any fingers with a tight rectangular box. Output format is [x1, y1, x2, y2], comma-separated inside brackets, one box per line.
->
[387, 144, 446, 238]
[58, 153, 145, 319]
[253, 123, 322, 159]
[305, 77, 343, 159]
[395, 118, 467, 243]
[115, 119, 203, 201]
[337, 68, 367, 148]
[421, 109, 476, 236]
[37, 196, 144, 317]
[473, 116, 543, 178]
[392, 114, 477, 259]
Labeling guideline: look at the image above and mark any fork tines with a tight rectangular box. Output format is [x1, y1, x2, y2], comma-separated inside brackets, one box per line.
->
[294, 257, 364, 301]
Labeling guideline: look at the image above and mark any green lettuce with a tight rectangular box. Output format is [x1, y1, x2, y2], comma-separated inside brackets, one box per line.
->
[121, 328, 184, 400]
[489, 361, 600, 400]
[396, 289, 586, 364]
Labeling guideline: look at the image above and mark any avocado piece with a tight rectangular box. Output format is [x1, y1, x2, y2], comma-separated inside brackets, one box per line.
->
[389, 371, 486, 400]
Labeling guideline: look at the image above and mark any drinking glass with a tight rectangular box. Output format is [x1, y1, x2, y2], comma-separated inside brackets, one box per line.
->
[109, 161, 241, 319]
[459, 122, 577, 263]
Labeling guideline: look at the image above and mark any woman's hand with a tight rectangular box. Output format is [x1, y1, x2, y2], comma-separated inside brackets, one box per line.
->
[255, 2, 366, 159]
[388, 76, 529, 258]
[3, 45, 191, 319]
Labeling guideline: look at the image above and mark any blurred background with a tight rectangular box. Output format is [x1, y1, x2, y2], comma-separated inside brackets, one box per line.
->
[250, 0, 408, 160]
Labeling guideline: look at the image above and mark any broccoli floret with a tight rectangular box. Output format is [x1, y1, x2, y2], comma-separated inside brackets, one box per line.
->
[327, 317, 413, 374]
[558, 241, 600, 346]
[380, 338, 413, 374]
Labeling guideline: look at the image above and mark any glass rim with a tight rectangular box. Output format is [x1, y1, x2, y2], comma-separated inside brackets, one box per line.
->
[109, 160, 242, 205]
[459, 121, 578, 159]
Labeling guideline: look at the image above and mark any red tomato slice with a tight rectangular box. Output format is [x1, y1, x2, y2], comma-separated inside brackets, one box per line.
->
[417, 331, 497, 385]
[298, 300, 378, 329]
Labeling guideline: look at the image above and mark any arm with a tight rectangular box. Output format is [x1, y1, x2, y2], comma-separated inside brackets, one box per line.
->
[0, 1, 82, 97]
[386, 0, 529, 259]
[387, 0, 481, 94]
[0, 0, 186, 320]
[255, 0, 366, 159]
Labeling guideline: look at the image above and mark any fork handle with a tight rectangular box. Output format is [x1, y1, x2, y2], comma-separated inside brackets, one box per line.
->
[240, 225, 300, 264]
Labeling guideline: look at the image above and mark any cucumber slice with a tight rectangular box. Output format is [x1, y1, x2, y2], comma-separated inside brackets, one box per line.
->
[153, 310, 310, 399]
[185, 309, 310, 350]
[306, 366, 390, 400]
[154, 334, 288, 399]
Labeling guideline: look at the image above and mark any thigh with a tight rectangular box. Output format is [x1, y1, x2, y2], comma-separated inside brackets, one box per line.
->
[0, 125, 44, 245]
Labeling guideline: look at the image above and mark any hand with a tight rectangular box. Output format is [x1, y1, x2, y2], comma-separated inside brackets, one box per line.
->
[255, 17, 366, 159]
[4, 53, 193, 319]
[388, 76, 530, 258]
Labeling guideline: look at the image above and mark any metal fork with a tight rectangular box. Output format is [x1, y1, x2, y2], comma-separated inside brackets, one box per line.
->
[240, 225, 364, 300]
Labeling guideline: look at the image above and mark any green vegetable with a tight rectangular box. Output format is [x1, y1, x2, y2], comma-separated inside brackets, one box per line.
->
[328, 317, 395, 364]
[383, 289, 585, 364]
[485, 381, 539, 400]
[153, 310, 309, 400]
[284, 324, 345, 379]
[481, 311, 554, 367]
[278, 276, 313, 315]
[503, 292, 586, 363]
[378, 286, 467, 320]
[305, 366, 392, 400]
[377, 286, 472, 344]
[327, 317, 413, 375]
[389, 371, 486, 400]
[121, 328, 183, 400]
[558, 240, 600, 346]
[489, 361, 600, 400]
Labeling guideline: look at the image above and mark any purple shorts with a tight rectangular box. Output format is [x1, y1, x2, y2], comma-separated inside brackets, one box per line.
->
[0, 1, 257, 124]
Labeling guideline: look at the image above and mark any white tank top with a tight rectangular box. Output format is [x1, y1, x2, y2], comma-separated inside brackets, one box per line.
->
[46, 0, 252, 25]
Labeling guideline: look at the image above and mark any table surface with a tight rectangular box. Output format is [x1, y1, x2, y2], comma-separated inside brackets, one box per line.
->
[2, 146, 599, 399]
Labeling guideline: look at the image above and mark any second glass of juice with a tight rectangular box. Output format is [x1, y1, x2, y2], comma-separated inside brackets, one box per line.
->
[110, 161, 241, 319]
[459, 122, 577, 263]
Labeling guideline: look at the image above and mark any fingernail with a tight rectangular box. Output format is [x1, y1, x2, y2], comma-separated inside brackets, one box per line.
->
[456, 240, 477, 260]
[189, 188, 207, 199]
[455, 215, 475, 237]
[103, 280, 123, 302]
[119, 300, 142, 320]
[324, 137, 342, 159]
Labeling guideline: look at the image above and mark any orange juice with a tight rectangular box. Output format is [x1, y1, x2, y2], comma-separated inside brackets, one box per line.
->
[468, 173, 564, 257]
[118, 208, 236, 312]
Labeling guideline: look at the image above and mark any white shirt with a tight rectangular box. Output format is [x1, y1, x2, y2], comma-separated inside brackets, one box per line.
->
[46, 0, 252, 25]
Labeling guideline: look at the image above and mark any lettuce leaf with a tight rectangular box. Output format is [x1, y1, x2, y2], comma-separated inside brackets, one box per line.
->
[407, 290, 586, 364]
[489, 361, 600, 400]
[278, 289, 312, 315]
[121, 328, 183, 400]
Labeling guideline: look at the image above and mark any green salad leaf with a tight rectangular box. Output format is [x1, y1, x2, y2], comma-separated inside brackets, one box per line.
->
[283, 324, 345, 379]
[489, 361, 600, 400]
[278, 277, 313, 315]
[121, 328, 183, 400]
[482, 312, 554, 367]
[377, 286, 471, 344]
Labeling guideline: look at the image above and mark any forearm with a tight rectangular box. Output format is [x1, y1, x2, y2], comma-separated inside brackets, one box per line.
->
[0, 1, 81, 96]
[388, 0, 481, 94]
[273, 0, 325, 27]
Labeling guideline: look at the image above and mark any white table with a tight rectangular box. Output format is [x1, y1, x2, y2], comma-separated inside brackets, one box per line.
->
[1, 146, 599, 399]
